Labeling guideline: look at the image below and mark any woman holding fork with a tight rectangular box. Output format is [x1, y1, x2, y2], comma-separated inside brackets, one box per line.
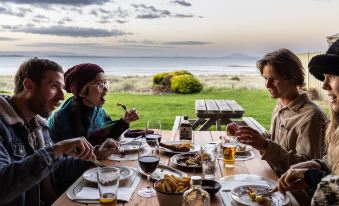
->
[48, 63, 139, 159]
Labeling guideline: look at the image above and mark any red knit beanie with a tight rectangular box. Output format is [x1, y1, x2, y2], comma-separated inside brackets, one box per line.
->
[64, 63, 104, 95]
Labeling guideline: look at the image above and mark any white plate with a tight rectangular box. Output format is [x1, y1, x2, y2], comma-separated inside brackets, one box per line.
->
[137, 164, 187, 181]
[170, 153, 202, 169]
[160, 141, 200, 154]
[83, 166, 133, 183]
[236, 144, 253, 154]
[219, 174, 290, 206]
[231, 184, 290, 206]
[120, 140, 146, 152]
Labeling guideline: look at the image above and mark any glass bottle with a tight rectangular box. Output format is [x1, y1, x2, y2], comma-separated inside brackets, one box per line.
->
[179, 116, 192, 142]
[182, 176, 210, 206]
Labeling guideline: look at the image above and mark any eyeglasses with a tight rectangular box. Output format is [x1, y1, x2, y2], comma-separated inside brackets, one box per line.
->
[89, 81, 110, 92]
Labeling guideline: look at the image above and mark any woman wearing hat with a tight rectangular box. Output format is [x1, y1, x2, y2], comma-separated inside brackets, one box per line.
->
[276, 40, 339, 205]
[48, 63, 139, 147]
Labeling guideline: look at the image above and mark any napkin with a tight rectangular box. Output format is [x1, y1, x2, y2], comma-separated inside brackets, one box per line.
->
[74, 170, 141, 202]
[220, 180, 269, 191]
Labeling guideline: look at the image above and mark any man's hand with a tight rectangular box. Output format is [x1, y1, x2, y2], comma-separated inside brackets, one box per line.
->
[52, 137, 96, 161]
[122, 108, 139, 123]
[236, 127, 268, 151]
[226, 123, 239, 136]
[95, 138, 120, 160]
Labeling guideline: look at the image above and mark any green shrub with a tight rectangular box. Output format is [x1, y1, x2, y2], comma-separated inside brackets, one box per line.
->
[171, 74, 203, 94]
[231, 76, 240, 81]
[170, 70, 193, 76]
[152, 72, 169, 86]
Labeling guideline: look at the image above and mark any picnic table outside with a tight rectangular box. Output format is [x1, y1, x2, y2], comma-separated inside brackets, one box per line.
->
[192, 99, 245, 131]
[53, 123, 302, 206]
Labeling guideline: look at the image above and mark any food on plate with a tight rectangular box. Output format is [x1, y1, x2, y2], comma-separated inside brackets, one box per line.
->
[155, 174, 191, 193]
[236, 144, 247, 152]
[177, 153, 209, 166]
[246, 187, 269, 204]
[160, 142, 191, 152]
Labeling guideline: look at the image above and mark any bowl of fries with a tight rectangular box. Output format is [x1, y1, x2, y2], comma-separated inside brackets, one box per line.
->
[154, 174, 191, 206]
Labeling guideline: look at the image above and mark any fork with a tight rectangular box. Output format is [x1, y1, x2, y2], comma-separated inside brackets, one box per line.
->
[117, 102, 127, 112]
[121, 135, 143, 145]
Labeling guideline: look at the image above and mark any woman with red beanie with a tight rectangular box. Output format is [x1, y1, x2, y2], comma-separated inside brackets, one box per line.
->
[48, 63, 139, 146]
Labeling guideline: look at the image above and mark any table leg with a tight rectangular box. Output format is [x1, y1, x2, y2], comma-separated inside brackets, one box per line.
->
[198, 117, 218, 131]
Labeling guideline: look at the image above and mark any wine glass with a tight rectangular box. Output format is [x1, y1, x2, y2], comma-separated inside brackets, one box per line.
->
[145, 120, 162, 147]
[137, 139, 160, 197]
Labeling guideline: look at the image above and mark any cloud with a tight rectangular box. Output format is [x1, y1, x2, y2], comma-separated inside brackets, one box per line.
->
[19, 42, 175, 50]
[164, 41, 211, 45]
[91, 7, 129, 24]
[116, 20, 128, 24]
[173, 14, 194, 18]
[171, 0, 192, 7]
[1, 25, 131, 38]
[131, 3, 199, 19]
[0, 37, 19, 41]
[132, 4, 171, 19]
[0, 5, 27, 17]
[0, 0, 110, 6]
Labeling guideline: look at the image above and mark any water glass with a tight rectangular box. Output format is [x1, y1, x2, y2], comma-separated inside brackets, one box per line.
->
[202, 145, 216, 180]
[145, 120, 162, 147]
[97, 167, 120, 206]
[222, 137, 236, 168]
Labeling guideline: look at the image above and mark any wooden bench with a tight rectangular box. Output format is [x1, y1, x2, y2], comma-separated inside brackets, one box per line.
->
[193, 99, 244, 130]
[172, 115, 267, 135]
[241, 117, 268, 135]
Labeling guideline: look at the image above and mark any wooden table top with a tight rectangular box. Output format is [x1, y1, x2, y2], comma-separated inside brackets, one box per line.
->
[195, 99, 244, 118]
[53, 130, 300, 206]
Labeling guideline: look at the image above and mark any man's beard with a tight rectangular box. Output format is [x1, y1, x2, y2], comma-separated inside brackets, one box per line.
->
[27, 94, 50, 118]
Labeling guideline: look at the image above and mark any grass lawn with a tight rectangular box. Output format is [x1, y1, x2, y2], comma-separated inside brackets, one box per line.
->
[103, 88, 278, 130]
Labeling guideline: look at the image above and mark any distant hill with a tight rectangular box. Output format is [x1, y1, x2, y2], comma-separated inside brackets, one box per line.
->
[222, 53, 259, 60]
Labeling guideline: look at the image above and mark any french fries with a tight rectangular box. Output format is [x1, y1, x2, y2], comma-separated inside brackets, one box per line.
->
[155, 174, 191, 193]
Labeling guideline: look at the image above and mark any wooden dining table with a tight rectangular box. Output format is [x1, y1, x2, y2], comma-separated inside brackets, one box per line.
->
[53, 130, 301, 206]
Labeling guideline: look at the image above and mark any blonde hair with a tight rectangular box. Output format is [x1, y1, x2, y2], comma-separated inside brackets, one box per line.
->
[326, 110, 339, 175]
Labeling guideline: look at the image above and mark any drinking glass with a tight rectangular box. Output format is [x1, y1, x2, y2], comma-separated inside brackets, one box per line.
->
[145, 120, 162, 147]
[222, 137, 237, 168]
[201, 145, 216, 180]
[137, 139, 160, 197]
[97, 167, 120, 206]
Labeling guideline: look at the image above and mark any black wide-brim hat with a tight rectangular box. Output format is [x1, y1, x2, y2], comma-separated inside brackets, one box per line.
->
[309, 39, 339, 81]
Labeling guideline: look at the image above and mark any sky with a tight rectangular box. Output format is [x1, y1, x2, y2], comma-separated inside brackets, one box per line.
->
[0, 0, 338, 57]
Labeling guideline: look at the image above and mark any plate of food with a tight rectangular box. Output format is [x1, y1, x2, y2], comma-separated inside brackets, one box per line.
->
[123, 129, 154, 138]
[159, 141, 200, 154]
[137, 164, 187, 181]
[170, 153, 208, 168]
[236, 143, 253, 154]
[231, 185, 290, 206]
[83, 166, 133, 183]
[219, 174, 291, 206]
[120, 140, 146, 152]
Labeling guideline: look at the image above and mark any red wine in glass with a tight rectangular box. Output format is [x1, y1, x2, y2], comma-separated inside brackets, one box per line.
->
[138, 155, 160, 174]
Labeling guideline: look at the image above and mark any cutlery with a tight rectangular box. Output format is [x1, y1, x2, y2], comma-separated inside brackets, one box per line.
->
[121, 135, 143, 145]
[258, 188, 275, 196]
[92, 159, 106, 168]
[117, 102, 127, 112]
[73, 146, 105, 168]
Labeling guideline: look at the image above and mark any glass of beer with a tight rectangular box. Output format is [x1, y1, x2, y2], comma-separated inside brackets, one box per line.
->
[97, 167, 120, 206]
[222, 138, 236, 168]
